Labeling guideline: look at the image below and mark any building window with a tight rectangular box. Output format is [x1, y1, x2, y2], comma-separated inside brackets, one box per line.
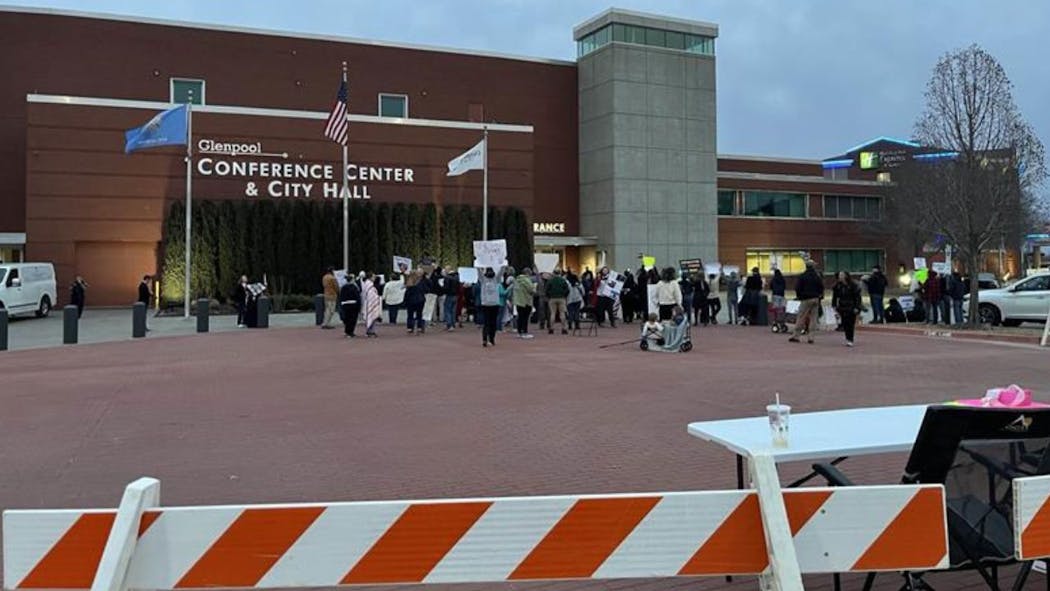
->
[823, 195, 881, 220]
[170, 78, 205, 105]
[745, 250, 808, 275]
[824, 249, 882, 274]
[718, 190, 736, 215]
[578, 24, 714, 57]
[378, 93, 408, 118]
[742, 191, 806, 218]
[876, 172, 892, 183]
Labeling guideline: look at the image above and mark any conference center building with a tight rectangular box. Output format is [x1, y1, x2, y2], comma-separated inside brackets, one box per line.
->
[1, 6, 897, 305]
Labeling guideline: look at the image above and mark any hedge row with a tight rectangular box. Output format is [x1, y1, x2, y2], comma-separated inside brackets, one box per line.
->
[160, 199, 533, 303]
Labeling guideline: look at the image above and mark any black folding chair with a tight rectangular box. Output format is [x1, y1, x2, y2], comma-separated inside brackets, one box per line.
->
[577, 305, 598, 337]
[813, 405, 1050, 591]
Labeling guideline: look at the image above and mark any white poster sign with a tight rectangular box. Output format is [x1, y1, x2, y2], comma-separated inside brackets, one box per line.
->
[913, 257, 927, 270]
[458, 267, 479, 284]
[535, 253, 559, 274]
[723, 265, 740, 277]
[393, 256, 412, 274]
[473, 239, 508, 269]
[704, 262, 722, 276]
[899, 295, 916, 312]
[931, 262, 950, 274]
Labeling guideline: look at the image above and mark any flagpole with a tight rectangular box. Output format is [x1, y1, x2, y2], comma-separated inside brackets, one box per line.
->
[183, 90, 194, 319]
[341, 61, 349, 272]
[482, 126, 489, 241]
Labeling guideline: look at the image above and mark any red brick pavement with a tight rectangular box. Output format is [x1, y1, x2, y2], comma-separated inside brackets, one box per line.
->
[1, 322, 1047, 589]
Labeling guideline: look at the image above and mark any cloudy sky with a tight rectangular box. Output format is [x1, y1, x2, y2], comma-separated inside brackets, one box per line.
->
[12, 0, 1050, 161]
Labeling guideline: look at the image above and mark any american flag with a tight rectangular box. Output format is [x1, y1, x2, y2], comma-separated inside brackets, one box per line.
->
[324, 80, 348, 145]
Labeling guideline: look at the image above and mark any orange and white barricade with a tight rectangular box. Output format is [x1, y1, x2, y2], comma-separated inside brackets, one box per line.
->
[1014, 473, 1050, 560]
[3, 476, 948, 591]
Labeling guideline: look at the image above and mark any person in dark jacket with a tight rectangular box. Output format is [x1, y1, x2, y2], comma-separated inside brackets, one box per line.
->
[832, 271, 863, 347]
[339, 278, 362, 338]
[403, 270, 428, 334]
[938, 272, 952, 326]
[948, 271, 967, 325]
[621, 271, 637, 323]
[741, 267, 763, 325]
[70, 276, 87, 318]
[232, 275, 248, 327]
[922, 270, 942, 325]
[692, 273, 710, 326]
[789, 260, 824, 343]
[679, 272, 695, 325]
[770, 268, 787, 330]
[442, 268, 460, 331]
[137, 275, 152, 331]
[865, 266, 888, 324]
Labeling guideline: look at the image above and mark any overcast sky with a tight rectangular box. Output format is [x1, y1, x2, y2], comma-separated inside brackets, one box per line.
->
[11, 0, 1050, 161]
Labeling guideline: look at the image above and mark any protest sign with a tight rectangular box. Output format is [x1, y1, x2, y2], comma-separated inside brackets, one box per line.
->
[458, 267, 479, 284]
[642, 256, 656, 270]
[335, 269, 351, 287]
[473, 239, 507, 269]
[535, 253, 559, 274]
[913, 257, 927, 270]
[679, 258, 702, 275]
[393, 256, 412, 274]
[931, 262, 950, 274]
[704, 262, 722, 276]
[723, 265, 740, 277]
[647, 284, 659, 312]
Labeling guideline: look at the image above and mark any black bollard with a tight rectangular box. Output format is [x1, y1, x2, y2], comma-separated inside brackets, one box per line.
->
[63, 305, 78, 344]
[0, 308, 8, 351]
[257, 296, 271, 328]
[196, 298, 209, 333]
[314, 294, 325, 326]
[132, 302, 147, 338]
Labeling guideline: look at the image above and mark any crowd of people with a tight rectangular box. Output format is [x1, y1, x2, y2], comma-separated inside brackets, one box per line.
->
[306, 258, 887, 348]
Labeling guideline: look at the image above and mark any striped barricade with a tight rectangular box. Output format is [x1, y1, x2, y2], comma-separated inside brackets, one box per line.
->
[1015, 473, 1050, 559]
[3, 481, 947, 590]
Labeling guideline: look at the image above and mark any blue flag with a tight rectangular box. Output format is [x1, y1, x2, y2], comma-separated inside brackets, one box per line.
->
[124, 105, 188, 153]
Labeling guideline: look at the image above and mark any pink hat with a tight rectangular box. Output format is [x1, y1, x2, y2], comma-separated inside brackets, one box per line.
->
[953, 385, 1048, 408]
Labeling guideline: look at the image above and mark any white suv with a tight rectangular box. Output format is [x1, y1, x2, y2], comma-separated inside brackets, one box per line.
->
[967, 272, 1050, 326]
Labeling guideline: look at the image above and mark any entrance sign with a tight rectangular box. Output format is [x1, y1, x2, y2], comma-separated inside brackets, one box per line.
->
[473, 239, 507, 269]
[533, 222, 565, 234]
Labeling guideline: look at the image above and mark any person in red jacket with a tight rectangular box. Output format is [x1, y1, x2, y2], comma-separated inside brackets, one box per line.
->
[922, 270, 942, 325]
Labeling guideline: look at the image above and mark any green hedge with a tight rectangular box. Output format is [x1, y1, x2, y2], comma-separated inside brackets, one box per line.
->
[160, 200, 532, 303]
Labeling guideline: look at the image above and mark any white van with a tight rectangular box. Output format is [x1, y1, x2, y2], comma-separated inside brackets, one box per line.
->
[0, 263, 57, 318]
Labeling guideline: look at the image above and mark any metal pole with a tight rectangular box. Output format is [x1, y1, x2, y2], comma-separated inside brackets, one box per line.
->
[482, 127, 489, 241]
[183, 91, 193, 319]
[342, 62, 349, 272]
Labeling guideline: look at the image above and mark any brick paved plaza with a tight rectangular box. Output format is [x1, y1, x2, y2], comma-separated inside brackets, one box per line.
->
[2, 323, 1048, 589]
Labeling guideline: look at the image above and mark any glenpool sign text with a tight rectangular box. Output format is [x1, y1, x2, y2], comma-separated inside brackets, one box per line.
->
[195, 138, 415, 199]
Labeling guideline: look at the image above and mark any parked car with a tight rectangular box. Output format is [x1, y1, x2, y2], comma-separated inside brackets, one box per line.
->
[0, 262, 57, 318]
[965, 272, 1050, 326]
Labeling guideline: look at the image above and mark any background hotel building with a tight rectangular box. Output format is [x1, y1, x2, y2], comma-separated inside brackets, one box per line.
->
[1, 6, 895, 305]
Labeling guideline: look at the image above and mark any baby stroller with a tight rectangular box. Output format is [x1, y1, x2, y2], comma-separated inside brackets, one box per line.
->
[769, 296, 789, 333]
[640, 317, 693, 353]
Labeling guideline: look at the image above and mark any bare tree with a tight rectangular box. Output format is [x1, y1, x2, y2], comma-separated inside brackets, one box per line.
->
[897, 44, 1046, 326]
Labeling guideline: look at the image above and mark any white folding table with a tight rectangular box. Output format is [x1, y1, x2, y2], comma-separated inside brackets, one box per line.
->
[687, 404, 930, 488]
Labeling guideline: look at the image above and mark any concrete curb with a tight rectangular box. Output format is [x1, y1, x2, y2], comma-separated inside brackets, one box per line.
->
[860, 324, 1043, 346]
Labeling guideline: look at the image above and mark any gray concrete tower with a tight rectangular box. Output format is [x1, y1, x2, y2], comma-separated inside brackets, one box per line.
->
[575, 8, 718, 271]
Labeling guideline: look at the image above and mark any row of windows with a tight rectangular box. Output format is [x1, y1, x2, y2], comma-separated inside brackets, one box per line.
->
[577, 23, 715, 57]
[719, 190, 882, 220]
[745, 250, 884, 275]
[169, 78, 409, 118]
[823, 195, 881, 220]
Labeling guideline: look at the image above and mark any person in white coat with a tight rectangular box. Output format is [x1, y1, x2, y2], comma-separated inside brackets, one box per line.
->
[381, 272, 406, 325]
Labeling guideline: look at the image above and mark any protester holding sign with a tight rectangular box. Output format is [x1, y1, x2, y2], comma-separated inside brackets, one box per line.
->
[512, 268, 536, 339]
[594, 267, 618, 327]
[478, 267, 502, 347]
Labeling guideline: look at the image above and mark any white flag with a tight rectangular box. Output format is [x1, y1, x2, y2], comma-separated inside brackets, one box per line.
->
[447, 138, 486, 177]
